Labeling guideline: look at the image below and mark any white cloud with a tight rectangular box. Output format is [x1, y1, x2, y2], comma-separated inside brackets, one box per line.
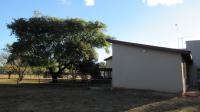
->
[143, 0, 183, 6]
[58, 0, 71, 5]
[84, 0, 95, 6]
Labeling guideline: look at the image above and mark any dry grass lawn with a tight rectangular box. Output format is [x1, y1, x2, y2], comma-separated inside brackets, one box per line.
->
[0, 85, 199, 112]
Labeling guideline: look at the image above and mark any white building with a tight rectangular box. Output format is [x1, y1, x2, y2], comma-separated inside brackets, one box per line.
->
[106, 39, 193, 93]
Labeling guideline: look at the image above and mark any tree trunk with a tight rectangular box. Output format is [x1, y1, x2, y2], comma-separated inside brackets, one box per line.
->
[51, 74, 58, 83]
[18, 73, 23, 81]
[48, 66, 66, 83]
[8, 73, 11, 79]
[7, 71, 11, 79]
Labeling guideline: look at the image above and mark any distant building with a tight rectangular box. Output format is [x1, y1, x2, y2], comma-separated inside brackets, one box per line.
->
[104, 56, 112, 68]
[101, 56, 112, 79]
[186, 40, 200, 86]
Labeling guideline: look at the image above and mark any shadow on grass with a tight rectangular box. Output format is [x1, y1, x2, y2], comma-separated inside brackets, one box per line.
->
[1, 80, 196, 112]
[0, 85, 176, 112]
[0, 78, 112, 88]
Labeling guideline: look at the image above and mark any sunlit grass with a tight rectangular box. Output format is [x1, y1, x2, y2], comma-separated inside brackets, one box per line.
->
[0, 79, 18, 84]
[166, 106, 200, 112]
[0, 74, 91, 80]
[128, 97, 200, 112]
[20, 79, 51, 84]
[0, 74, 44, 79]
[0, 79, 51, 84]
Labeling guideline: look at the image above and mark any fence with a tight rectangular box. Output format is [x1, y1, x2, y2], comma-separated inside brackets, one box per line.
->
[0, 74, 111, 87]
[0, 67, 112, 87]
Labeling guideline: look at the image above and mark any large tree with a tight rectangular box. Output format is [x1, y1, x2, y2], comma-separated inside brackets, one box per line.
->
[7, 17, 111, 82]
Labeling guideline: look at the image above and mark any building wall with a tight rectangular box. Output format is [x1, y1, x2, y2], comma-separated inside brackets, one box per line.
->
[106, 59, 112, 68]
[112, 44, 185, 93]
[186, 40, 200, 86]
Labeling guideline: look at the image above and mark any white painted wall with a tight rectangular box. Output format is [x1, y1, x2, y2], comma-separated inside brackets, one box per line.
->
[106, 59, 112, 68]
[112, 44, 185, 93]
[186, 40, 200, 86]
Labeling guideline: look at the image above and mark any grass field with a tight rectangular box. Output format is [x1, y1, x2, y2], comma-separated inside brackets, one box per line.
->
[0, 74, 105, 85]
[0, 74, 89, 80]
[0, 74, 44, 79]
[0, 85, 199, 112]
[0, 74, 82, 85]
[0, 78, 51, 84]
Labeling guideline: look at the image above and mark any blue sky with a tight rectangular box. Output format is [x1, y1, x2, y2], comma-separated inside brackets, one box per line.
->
[1, 0, 200, 62]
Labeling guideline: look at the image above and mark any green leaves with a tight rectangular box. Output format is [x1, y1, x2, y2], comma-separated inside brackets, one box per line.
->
[7, 16, 112, 80]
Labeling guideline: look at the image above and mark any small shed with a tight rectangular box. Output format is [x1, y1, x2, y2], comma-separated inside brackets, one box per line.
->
[107, 39, 192, 93]
[104, 56, 112, 68]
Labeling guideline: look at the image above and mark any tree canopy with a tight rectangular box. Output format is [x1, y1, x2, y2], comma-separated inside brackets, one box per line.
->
[7, 17, 111, 82]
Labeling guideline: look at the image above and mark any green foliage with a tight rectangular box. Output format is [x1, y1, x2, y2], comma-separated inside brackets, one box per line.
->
[0, 65, 13, 73]
[7, 16, 112, 82]
[98, 62, 106, 68]
[0, 52, 8, 67]
[0, 49, 30, 80]
[77, 60, 101, 79]
[7, 57, 29, 81]
[31, 66, 46, 75]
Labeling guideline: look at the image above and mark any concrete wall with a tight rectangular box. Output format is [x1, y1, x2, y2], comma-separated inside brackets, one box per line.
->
[186, 40, 200, 86]
[112, 44, 185, 93]
[106, 59, 112, 68]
